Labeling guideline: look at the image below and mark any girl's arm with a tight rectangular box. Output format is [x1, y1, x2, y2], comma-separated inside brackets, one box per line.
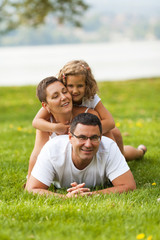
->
[94, 101, 115, 134]
[32, 107, 69, 135]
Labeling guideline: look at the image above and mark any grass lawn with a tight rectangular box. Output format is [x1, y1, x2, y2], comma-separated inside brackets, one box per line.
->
[0, 78, 160, 240]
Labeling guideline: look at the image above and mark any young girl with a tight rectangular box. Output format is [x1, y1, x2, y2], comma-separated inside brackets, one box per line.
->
[32, 60, 147, 162]
[58, 60, 115, 136]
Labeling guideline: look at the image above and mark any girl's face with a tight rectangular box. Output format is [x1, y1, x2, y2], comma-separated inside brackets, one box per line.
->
[66, 75, 86, 105]
[44, 81, 72, 115]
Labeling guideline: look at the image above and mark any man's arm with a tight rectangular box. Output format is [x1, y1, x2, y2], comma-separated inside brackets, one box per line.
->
[26, 169, 135, 198]
[25, 175, 65, 197]
[26, 177, 92, 198]
[67, 170, 136, 197]
[95, 170, 136, 195]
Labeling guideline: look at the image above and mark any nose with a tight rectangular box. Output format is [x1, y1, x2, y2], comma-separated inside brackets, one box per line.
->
[84, 138, 92, 147]
[72, 87, 78, 94]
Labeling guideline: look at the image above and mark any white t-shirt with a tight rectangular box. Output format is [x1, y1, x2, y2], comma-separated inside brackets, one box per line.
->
[79, 94, 101, 109]
[31, 135, 129, 188]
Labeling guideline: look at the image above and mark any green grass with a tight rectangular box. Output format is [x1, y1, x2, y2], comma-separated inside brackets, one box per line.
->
[0, 78, 160, 240]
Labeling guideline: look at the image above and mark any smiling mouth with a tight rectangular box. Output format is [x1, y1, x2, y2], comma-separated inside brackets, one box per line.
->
[61, 102, 70, 107]
[81, 148, 93, 153]
[72, 94, 80, 97]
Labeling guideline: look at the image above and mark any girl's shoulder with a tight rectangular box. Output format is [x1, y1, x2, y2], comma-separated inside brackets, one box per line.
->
[82, 94, 101, 109]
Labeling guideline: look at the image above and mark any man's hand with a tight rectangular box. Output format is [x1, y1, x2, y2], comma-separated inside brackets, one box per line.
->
[66, 182, 92, 198]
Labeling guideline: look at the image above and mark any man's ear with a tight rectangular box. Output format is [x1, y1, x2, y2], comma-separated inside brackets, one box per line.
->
[68, 130, 72, 141]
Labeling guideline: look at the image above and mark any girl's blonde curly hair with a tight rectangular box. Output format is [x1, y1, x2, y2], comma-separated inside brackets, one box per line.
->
[58, 60, 98, 100]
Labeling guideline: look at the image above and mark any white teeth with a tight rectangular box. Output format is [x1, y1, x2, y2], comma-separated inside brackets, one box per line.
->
[62, 102, 69, 107]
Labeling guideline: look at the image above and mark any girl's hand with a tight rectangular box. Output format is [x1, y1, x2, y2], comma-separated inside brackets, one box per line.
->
[54, 123, 70, 135]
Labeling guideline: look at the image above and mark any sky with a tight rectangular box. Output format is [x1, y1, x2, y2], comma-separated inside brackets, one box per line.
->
[86, 0, 160, 15]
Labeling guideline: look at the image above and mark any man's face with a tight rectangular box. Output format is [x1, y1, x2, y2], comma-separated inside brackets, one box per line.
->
[69, 123, 101, 169]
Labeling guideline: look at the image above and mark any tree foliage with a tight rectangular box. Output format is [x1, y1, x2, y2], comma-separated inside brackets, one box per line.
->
[0, 0, 89, 33]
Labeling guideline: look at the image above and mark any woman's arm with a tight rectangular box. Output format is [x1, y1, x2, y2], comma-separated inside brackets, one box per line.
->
[94, 101, 115, 134]
[32, 107, 53, 132]
[32, 107, 69, 134]
[73, 105, 115, 140]
[27, 130, 50, 180]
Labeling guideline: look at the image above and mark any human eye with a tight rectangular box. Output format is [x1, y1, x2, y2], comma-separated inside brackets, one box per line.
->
[78, 135, 87, 141]
[90, 135, 100, 142]
[78, 84, 84, 88]
[52, 94, 58, 99]
[62, 88, 68, 94]
[67, 84, 73, 88]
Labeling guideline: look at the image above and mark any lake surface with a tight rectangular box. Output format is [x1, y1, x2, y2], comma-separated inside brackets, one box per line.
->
[0, 41, 160, 86]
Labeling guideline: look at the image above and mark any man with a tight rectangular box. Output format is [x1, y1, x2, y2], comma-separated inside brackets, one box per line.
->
[26, 113, 136, 197]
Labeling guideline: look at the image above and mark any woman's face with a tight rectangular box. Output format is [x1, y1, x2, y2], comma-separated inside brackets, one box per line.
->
[44, 81, 73, 115]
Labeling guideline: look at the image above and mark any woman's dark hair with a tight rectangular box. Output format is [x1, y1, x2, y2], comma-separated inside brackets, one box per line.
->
[36, 76, 61, 102]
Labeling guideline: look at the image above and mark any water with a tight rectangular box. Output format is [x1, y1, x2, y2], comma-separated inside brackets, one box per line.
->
[0, 41, 160, 86]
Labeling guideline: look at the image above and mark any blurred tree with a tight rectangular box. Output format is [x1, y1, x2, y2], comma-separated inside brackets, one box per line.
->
[0, 0, 89, 33]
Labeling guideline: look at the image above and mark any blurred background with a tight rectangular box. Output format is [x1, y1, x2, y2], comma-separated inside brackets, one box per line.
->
[0, 0, 160, 86]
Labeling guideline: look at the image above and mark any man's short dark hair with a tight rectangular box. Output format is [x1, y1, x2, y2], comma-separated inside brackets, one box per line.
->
[70, 113, 102, 134]
[36, 76, 61, 103]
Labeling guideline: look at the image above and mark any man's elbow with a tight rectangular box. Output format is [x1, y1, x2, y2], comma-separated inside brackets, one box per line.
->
[128, 181, 136, 191]
[25, 178, 36, 193]
[25, 183, 34, 193]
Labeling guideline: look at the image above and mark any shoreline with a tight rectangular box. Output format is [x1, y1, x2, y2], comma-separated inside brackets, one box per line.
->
[1, 41, 160, 86]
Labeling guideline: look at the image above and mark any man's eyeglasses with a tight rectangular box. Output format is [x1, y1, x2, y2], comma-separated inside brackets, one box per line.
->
[71, 132, 101, 143]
